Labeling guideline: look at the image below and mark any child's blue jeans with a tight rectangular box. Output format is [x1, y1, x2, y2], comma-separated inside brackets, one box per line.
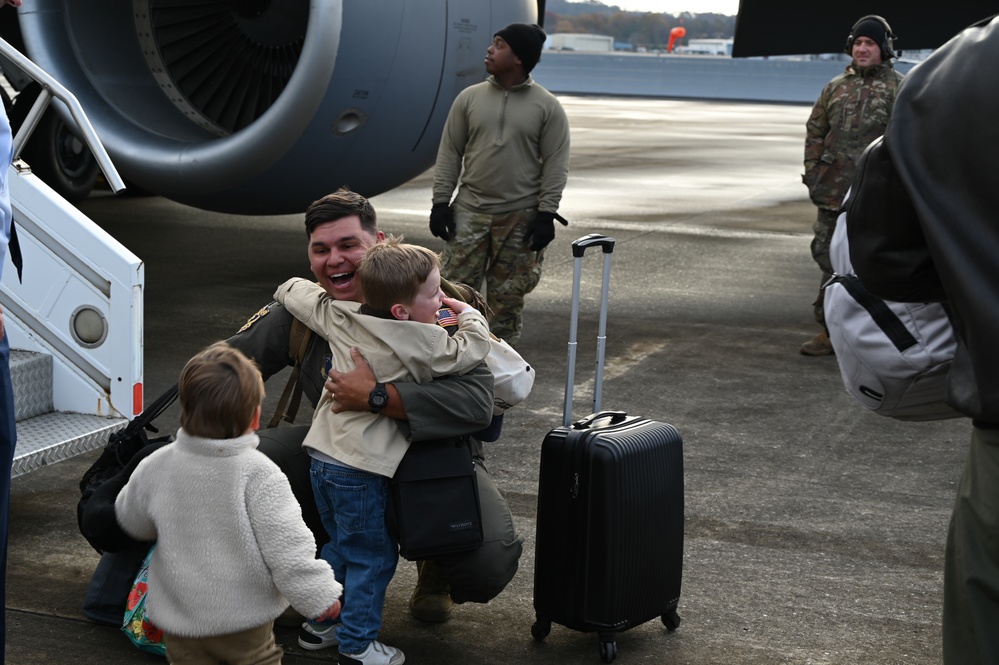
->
[309, 458, 398, 655]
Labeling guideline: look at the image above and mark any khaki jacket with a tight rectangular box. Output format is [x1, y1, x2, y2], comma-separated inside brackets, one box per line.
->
[273, 278, 490, 476]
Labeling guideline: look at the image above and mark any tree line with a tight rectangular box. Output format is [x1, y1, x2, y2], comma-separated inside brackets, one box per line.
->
[543, 0, 736, 51]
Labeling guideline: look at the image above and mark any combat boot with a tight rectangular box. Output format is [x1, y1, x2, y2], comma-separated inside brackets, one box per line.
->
[409, 560, 453, 623]
[800, 332, 834, 356]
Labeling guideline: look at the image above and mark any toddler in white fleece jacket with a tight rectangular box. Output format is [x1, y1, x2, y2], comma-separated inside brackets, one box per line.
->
[116, 342, 342, 663]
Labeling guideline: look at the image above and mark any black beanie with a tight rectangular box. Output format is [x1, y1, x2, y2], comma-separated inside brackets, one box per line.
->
[495, 23, 546, 73]
[851, 17, 888, 51]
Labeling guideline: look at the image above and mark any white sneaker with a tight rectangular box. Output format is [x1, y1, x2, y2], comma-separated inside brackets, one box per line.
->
[298, 621, 338, 650]
[338, 639, 405, 665]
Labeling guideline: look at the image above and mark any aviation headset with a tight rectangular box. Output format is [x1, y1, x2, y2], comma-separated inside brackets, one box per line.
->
[844, 15, 897, 61]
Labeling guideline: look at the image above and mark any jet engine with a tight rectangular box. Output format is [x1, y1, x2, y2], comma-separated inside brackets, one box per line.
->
[9, 0, 536, 214]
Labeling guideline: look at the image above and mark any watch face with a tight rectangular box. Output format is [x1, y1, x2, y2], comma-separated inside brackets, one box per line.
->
[369, 384, 388, 411]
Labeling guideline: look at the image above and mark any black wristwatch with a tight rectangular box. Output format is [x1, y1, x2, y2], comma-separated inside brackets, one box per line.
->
[368, 382, 389, 413]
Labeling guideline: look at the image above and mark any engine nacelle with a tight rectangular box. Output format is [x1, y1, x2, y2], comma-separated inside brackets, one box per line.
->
[16, 0, 536, 214]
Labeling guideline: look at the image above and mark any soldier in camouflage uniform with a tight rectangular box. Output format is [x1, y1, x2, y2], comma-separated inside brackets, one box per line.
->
[440, 208, 545, 344]
[800, 15, 903, 356]
[429, 23, 570, 346]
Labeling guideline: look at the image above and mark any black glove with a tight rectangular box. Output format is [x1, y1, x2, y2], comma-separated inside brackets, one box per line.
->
[523, 211, 568, 251]
[429, 203, 455, 241]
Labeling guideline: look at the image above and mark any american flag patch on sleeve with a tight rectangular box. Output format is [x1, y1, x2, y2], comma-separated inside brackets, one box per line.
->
[437, 306, 459, 328]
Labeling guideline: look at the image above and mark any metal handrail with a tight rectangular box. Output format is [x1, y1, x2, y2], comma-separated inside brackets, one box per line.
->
[0, 36, 125, 193]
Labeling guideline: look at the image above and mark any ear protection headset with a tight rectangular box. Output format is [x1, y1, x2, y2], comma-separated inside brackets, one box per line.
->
[844, 15, 897, 61]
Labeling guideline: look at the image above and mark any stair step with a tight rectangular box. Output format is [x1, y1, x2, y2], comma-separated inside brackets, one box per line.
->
[12, 411, 126, 478]
[9, 350, 53, 421]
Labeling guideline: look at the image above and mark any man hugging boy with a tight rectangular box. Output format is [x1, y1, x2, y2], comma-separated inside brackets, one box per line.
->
[272, 236, 491, 665]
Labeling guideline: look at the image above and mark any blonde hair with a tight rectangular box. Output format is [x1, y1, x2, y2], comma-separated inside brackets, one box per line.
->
[178, 342, 264, 439]
[358, 235, 441, 311]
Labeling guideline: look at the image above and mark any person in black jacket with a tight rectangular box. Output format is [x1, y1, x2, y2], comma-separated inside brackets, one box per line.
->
[847, 15, 999, 664]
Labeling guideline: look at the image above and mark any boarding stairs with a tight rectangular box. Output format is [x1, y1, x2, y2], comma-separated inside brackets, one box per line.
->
[1, 38, 140, 478]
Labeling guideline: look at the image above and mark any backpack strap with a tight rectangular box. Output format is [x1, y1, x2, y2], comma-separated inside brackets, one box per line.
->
[78, 383, 179, 497]
[440, 277, 466, 301]
[268, 317, 314, 428]
[114, 383, 178, 453]
[441, 278, 492, 317]
[832, 274, 918, 352]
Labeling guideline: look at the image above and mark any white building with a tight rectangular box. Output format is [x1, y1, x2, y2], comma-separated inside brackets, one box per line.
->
[683, 38, 734, 56]
[548, 33, 614, 53]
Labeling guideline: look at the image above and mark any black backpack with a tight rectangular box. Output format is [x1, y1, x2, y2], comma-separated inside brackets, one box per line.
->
[75, 384, 178, 543]
[75, 318, 315, 544]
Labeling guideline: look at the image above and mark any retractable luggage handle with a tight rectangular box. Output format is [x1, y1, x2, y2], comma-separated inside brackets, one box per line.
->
[564, 234, 616, 427]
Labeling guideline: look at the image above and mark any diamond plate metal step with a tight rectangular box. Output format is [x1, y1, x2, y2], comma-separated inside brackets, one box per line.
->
[12, 412, 126, 478]
[9, 350, 53, 420]
[10, 350, 126, 477]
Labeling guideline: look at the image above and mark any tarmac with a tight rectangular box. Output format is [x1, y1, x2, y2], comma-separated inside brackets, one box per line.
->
[5, 96, 970, 664]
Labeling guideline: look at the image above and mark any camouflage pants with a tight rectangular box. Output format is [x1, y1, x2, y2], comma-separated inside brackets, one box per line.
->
[441, 206, 544, 346]
[809, 207, 839, 326]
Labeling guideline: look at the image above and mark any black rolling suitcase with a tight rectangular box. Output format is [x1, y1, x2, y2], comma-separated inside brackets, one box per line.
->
[531, 234, 684, 663]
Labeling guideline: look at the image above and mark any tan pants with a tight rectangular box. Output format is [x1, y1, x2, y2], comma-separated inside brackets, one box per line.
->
[165, 621, 281, 665]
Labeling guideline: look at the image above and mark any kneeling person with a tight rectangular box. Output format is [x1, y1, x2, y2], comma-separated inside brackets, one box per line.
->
[274, 237, 491, 664]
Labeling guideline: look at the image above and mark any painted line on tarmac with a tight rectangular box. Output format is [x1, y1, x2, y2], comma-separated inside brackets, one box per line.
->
[572, 220, 809, 239]
[376, 209, 809, 240]
[569, 339, 671, 399]
[379, 208, 813, 239]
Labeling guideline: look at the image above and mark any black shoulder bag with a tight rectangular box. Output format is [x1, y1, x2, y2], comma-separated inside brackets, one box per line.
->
[387, 436, 483, 561]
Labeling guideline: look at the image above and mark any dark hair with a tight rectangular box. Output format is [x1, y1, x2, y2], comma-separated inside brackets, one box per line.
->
[304, 186, 378, 237]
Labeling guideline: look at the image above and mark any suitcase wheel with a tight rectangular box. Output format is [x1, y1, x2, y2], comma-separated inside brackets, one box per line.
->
[598, 637, 618, 663]
[662, 607, 682, 632]
[531, 616, 551, 642]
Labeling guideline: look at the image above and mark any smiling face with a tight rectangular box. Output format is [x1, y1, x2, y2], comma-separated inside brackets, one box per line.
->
[851, 35, 883, 69]
[393, 267, 444, 324]
[308, 215, 384, 303]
